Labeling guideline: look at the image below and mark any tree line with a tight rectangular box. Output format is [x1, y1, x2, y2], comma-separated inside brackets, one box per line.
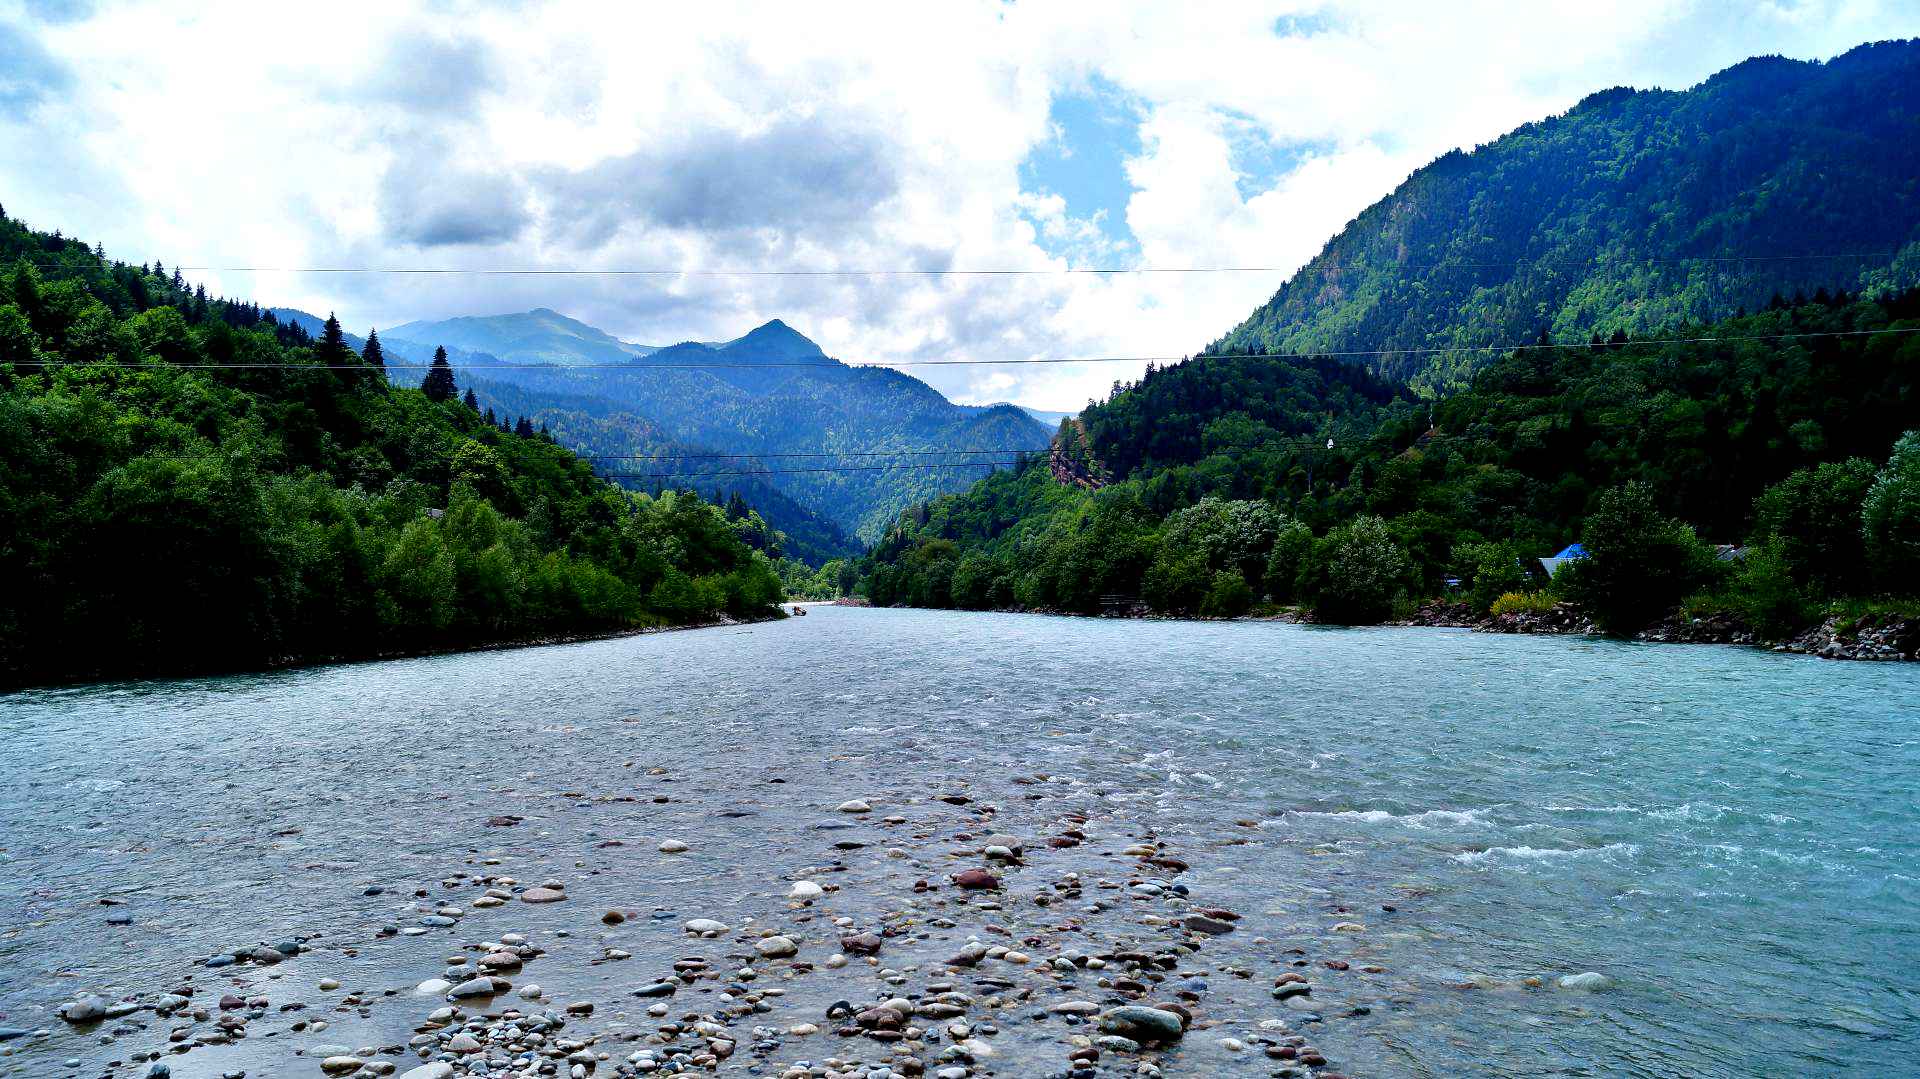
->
[0, 210, 784, 687]
[860, 288, 1920, 636]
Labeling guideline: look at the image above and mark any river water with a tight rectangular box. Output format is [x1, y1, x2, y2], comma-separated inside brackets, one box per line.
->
[0, 606, 1914, 1078]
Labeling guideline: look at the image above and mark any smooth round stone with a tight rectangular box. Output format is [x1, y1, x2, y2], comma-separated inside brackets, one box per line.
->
[789, 880, 826, 900]
[684, 919, 729, 935]
[659, 839, 689, 853]
[399, 1065, 455, 1079]
[755, 935, 799, 958]
[1098, 1006, 1185, 1043]
[837, 800, 872, 813]
[413, 979, 452, 996]
[519, 886, 566, 904]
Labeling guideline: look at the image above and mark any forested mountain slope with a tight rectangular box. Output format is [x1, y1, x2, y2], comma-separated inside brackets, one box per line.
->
[466, 373, 861, 565]
[863, 293, 1920, 632]
[1214, 39, 1920, 392]
[0, 212, 783, 687]
[386, 314, 1052, 541]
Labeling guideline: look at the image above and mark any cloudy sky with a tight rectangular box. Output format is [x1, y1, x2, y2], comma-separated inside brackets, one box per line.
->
[3, 1, 1916, 408]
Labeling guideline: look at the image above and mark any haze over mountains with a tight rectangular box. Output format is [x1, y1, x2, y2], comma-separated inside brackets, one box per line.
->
[369, 310, 1051, 549]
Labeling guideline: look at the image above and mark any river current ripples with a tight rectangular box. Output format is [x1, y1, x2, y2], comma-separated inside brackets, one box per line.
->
[0, 606, 1914, 1077]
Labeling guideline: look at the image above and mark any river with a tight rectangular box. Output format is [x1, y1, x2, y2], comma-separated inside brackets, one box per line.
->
[0, 606, 1914, 1078]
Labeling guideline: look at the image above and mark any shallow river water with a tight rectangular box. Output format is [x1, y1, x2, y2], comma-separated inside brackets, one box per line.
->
[0, 606, 1915, 1078]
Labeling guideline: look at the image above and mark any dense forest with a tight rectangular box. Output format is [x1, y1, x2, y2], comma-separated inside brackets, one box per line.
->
[0, 211, 785, 687]
[1213, 40, 1920, 392]
[861, 292, 1920, 635]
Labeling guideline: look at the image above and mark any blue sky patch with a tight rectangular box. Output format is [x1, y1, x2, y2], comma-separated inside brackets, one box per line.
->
[1272, 10, 1336, 38]
[1018, 76, 1141, 262]
[1221, 113, 1332, 201]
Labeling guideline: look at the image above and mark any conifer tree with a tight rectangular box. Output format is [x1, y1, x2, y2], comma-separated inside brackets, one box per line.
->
[319, 312, 348, 361]
[462, 387, 479, 411]
[515, 416, 535, 438]
[422, 346, 457, 402]
[361, 328, 387, 381]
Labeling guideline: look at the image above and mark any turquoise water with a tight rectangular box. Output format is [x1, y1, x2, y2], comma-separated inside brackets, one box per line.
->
[0, 607, 1914, 1076]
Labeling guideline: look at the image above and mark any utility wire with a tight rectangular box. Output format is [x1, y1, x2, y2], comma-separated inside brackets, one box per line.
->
[14, 325, 1918, 371]
[596, 463, 1018, 477]
[13, 250, 1899, 275]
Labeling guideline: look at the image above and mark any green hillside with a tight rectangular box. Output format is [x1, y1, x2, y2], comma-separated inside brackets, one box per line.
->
[1214, 40, 1920, 393]
[0, 212, 783, 687]
[862, 293, 1920, 633]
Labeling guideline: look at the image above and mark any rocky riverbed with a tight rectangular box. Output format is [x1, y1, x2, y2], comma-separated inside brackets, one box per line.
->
[13, 767, 1422, 1079]
[4, 607, 1912, 1077]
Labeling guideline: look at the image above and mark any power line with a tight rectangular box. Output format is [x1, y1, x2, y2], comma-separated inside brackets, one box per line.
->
[13, 326, 1918, 372]
[574, 448, 1035, 459]
[597, 463, 1018, 477]
[13, 250, 1899, 276]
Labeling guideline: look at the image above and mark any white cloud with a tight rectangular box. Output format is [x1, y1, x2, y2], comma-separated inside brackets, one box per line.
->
[2, 0, 1916, 408]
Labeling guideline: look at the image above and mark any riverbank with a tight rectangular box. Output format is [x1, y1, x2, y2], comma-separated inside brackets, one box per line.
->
[1395, 601, 1919, 661]
[859, 599, 1917, 662]
[0, 608, 788, 693]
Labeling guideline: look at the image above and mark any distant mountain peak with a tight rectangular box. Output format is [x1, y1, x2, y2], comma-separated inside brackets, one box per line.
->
[726, 318, 825, 361]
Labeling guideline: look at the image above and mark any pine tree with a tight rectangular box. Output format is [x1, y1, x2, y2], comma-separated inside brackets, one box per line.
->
[422, 346, 457, 402]
[319, 312, 347, 361]
[462, 387, 479, 411]
[361, 328, 387, 381]
[515, 416, 535, 438]
[482, 406, 497, 427]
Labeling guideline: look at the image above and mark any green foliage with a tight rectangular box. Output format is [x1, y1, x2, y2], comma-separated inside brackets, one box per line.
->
[1200, 569, 1255, 618]
[0, 217, 781, 687]
[1558, 483, 1721, 634]
[1141, 548, 1210, 616]
[1749, 458, 1877, 596]
[1455, 540, 1528, 614]
[1302, 515, 1412, 625]
[1728, 536, 1815, 640]
[1263, 520, 1313, 603]
[1489, 591, 1558, 617]
[1862, 430, 1920, 594]
[1211, 42, 1920, 392]
[859, 290, 1920, 631]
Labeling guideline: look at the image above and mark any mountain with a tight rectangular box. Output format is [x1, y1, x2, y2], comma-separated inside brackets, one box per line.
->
[1016, 406, 1075, 427]
[384, 313, 1053, 543]
[862, 291, 1920, 629]
[269, 307, 366, 350]
[1214, 40, 1920, 392]
[462, 373, 862, 566]
[0, 213, 785, 687]
[389, 307, 662, 366]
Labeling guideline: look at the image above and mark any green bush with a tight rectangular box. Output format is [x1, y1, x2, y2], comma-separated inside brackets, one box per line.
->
[1454, 540, 1528, 613]
[1200, 569, 1255, 618]
[1489, 591, 1556, 616]
[1263, 520, 1313, 603]
[1726, 537, 1814, 640]
[1142, 548, 1211, 616]
[1557, 483, 1719, 635]
[1863, 430, 1920, 594]
[1305, 515, 1411, 624]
